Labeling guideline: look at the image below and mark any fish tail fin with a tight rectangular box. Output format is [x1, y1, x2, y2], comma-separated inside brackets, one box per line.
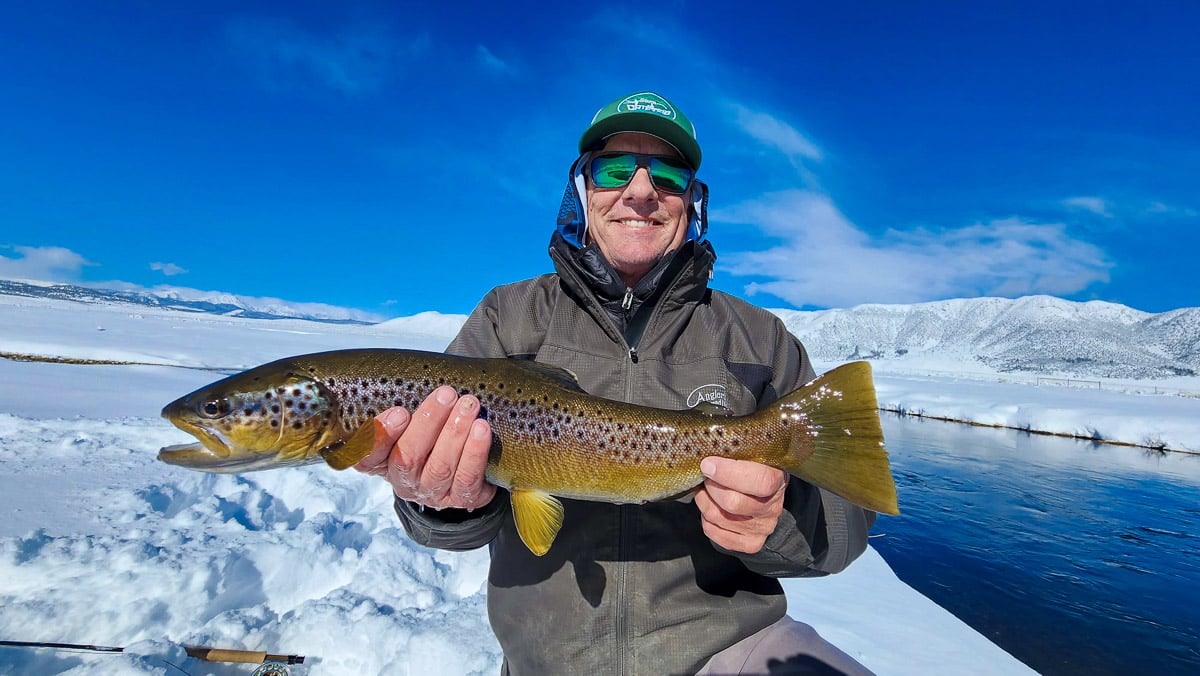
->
[765, 361, 899, 515]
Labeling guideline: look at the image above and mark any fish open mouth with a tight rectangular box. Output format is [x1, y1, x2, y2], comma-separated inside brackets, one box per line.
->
[156, 441, 243, 471]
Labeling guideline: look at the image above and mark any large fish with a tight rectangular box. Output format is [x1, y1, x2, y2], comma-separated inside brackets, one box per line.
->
[159, 349, 898, 555]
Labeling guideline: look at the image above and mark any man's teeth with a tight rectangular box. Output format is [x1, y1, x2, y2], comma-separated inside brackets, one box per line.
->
[619, 219, 655, 227]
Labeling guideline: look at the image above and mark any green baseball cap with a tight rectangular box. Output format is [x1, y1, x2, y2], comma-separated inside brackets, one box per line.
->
[579, 91, 701, 169]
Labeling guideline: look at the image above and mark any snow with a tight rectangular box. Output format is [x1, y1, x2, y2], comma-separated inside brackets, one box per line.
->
[15, 292, 1197, 673]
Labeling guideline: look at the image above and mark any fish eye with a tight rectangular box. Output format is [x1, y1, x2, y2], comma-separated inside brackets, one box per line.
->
[198, 398, 232, 419]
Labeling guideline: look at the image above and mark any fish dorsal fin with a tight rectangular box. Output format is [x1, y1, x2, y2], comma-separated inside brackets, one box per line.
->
[692, 401, 734, 417]
[509, 488, 565, 556]
[515, 361, 587, 393]
[320, 420, 378, 470]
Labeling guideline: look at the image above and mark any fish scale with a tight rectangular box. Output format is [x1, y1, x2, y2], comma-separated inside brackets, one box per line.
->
[159, 348, 898, 555]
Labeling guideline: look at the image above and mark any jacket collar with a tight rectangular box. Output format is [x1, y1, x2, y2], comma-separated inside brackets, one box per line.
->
[548, 231, 716, 340]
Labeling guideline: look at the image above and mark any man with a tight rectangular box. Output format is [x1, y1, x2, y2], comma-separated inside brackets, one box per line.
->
[356, 91, 876, 675]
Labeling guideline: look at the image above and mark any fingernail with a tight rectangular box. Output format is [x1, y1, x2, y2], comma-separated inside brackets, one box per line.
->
[459, 396, 477, 413]
[471, 419, 489, 439]
[436, 387, 456, 405]
[700, 458, 717, 478]
[381, 407, 409, 430]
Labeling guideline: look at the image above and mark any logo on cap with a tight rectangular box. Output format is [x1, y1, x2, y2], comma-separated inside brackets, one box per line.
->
[617, 93, 676, 120]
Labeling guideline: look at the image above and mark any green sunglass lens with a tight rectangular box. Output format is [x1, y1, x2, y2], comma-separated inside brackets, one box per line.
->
[647, 159, 690, 193]
[589, 154, 693, 194]
[593, 157, 636, 188]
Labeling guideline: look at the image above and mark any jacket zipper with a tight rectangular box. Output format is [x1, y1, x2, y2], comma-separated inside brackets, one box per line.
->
[622, 287, 638, 363]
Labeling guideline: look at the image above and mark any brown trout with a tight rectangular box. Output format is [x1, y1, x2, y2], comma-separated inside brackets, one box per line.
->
[159, 348, 898, 555]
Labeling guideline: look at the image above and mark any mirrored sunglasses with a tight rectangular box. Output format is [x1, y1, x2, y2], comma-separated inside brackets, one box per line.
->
[588, 153, 694, 194]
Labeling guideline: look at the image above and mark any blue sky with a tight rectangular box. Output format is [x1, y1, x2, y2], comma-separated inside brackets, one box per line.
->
[2, 2, 1197, 319]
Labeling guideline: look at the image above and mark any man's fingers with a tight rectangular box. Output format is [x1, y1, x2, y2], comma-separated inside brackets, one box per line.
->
[417, 394, 482, 499]
[701, 479, 774, 518]
[449, 418, 497, 508]
[700, 457, 787, 499]
[389, 386, 460, 489]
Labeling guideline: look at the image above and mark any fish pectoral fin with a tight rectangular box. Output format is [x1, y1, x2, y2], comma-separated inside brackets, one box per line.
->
[320, 421, 377, 471]
[510, 488, 565, 557]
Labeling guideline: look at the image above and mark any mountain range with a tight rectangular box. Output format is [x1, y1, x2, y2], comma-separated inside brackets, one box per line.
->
[775, 295, 1200, 379]
[0, 278, 372, 324]
[3, 279, 1196, 380]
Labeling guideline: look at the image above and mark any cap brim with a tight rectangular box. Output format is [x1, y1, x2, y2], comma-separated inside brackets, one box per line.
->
[579, 113, 702, 169]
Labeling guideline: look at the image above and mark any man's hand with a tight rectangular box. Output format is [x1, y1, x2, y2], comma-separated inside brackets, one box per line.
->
[694, 457, 788, 554]
[353, 385, 497, 511]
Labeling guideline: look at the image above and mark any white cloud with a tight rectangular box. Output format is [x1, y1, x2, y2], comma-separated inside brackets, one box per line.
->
[1145, 201, 1198, 218]
[1062, 196, 1113, 218]
[715, 190, 1112, 308]
[476, 45, 516, 76]
[225, 16, 420, 95]
[0, 245, 97, 282]
[730, 104, 823, 163]
[149, 262, 187, 277]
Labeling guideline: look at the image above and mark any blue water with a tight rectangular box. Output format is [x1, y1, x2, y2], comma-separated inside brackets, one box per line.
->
[871, 415, 1200, 675]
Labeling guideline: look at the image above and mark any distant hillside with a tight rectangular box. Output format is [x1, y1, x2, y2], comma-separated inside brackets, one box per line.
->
[6, 279, 1194, 380]
[774, 295, 1200, 379]
[0, 279, 373, 324]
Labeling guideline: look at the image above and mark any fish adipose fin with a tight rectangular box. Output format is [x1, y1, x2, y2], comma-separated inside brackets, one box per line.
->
[770, 361, 900, 515]
[320, 420, 378, 470]
[510, 488, 566, 556]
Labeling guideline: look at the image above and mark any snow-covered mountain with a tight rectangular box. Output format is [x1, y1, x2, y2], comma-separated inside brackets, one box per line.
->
[0, 279, 374, 324]
[4, 279, 1195, 380]
[774, 295, 1200, 379]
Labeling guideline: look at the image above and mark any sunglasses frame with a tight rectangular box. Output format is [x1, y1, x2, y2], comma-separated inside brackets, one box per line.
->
[586, 152, 695, 195]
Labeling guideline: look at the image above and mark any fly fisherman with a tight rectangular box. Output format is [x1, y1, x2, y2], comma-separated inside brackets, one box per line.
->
[355, 91, 877, 675]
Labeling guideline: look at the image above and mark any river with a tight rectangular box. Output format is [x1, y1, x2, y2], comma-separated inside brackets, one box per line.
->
[871, 415, 1200, 675]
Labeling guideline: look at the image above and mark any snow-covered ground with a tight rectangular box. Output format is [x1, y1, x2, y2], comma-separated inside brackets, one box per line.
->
[12, 292, 1196, 673]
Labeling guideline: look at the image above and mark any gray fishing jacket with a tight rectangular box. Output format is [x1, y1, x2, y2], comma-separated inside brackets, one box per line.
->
[394, 234, 875, 675]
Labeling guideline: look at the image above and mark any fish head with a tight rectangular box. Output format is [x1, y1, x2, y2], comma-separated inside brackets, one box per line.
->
[159, 366, 339, 472]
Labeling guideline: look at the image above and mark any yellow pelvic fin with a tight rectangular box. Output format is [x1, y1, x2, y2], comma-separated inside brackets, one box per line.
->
[510, 488, 565, 557]
[320, 420, 378, 471]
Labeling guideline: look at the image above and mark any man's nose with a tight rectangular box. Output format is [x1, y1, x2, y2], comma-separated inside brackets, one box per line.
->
[622, 166, 658, 200]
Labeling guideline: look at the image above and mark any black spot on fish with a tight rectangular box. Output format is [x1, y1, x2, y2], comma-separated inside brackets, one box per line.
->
[270, 421, 279, 428]
[293, 421, 303, 430]
[271, 405, 281, 414]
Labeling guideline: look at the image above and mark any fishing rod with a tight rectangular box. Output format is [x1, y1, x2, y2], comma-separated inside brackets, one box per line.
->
[0, 640, 305, 674]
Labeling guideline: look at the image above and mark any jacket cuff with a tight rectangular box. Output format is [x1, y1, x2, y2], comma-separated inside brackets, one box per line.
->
[393, 491, 509, 551]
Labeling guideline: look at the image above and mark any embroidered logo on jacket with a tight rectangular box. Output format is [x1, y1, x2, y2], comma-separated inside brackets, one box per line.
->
[686, 384, 728, 409]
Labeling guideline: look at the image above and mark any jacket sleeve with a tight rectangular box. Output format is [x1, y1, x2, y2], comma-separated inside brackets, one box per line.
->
[723, 331, 878, 578]
[391, 289, 511, 551]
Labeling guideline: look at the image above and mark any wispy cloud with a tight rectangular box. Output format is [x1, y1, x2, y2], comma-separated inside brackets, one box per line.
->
[150, 262, 187, 277]
[225, 16, 424, 95]
[0, 245, 97, 282]
[1063, 196, 1113, 218]
[1145, 201, 1199, 218]
[715, 191, 1112, 308]
[730, 104, 823, 163]
[476, 45, 517, 76]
